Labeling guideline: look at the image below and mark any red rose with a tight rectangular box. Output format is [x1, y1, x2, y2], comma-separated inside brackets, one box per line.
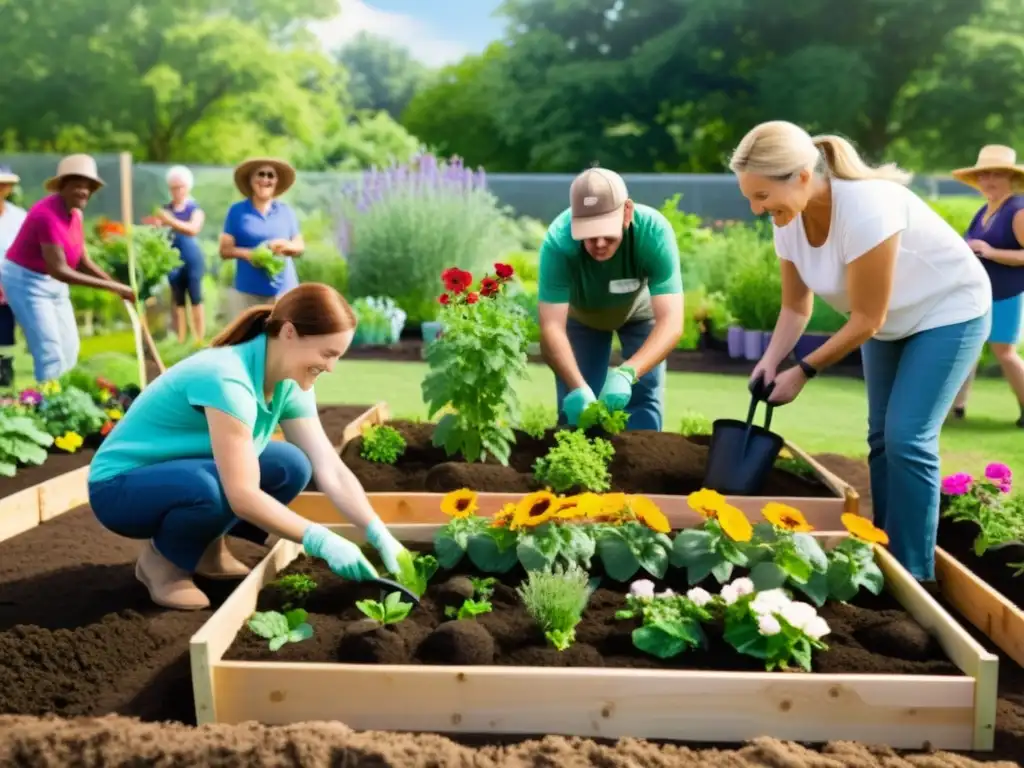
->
[438, 293, 451, 305]
[442, 267, 472, 293]
[494, 263, 514, 279]
[480, 277, 500, 297]
[465, 292, 479, 304]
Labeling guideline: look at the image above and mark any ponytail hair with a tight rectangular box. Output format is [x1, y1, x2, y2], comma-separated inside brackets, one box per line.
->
[210, 283, 357, 347]
[812, 135, 912, 185]
[730, 121, 913, 186]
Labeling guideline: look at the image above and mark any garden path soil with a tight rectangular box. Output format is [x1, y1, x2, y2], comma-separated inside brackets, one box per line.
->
[2, 449, 1024, 765]
[340, 419, 834, 497]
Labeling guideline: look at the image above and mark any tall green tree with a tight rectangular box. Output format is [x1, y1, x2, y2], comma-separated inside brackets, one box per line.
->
[337, 32, 429, 119]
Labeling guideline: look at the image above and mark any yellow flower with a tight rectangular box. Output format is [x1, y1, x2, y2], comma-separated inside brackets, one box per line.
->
[762, 502, 814, 533]
[492, 502, 516, 528]
[54, 431, 84, 453]
[99, 388, 112, 402]
[717, 503, 753, 542]
[40, 380, 61, 397]
[512, 490, 558, 529]
[586, 492, 627, 522]
[842, 513, 889, 545]
[628, 495, 671, 533]
[105, 408, 123, 421]
[777, 447, 794, 460]
[687, 488, 727, 519]
[441, 489, 478, 518]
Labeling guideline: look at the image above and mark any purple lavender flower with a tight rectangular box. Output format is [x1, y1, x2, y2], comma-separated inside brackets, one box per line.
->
[941, 472, 973, 496]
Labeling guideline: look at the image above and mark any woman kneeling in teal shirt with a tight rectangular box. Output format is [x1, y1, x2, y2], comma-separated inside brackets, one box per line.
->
[88, 283, 406, 610]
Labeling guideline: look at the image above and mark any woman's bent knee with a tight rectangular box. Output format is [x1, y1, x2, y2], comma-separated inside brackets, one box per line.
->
[260, 440, 313, 495]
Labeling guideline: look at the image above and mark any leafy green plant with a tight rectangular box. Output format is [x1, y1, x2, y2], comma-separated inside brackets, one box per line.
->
[615, 580, 714, 659]
[724, 246, 782, 330]
[516, 562, 594, 651]
[38, 385, 107, 438]
[722, 588, 830, 672]
[678, 410, 713, 437]
[469, 576, 498, 600]
[516, 519, 597, 573]
[445, 597, 493, 619]
[250, 243, 286, 277]
[90, 223, 182, 301]
[467, 522, 520, 573]
[595, 522, 674, 582]
[356, 591, 413, 625]
[826, 514, 889, 602]
[518, 403, 556, 439]
[394, 550, 439, 598]
[671, 492, 753, 584]
[578, 401, 628, 435]
[352, 296, 405, 345]
[744, 513, 830, 606]
[247, 609, 314, 651]
[533, 429, 614, 493]
[359, 424, 407, 464]
[941, 465, 1022, 556]
[272, 573, 318, 610]
[421, 264, 531, 465]
[0, 408, 53, 476]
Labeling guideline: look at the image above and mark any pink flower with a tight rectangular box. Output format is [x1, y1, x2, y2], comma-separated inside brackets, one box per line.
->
[985, 463, 1012, 492]
[18, 389, 42, 406]
[941, 472, 973, 496]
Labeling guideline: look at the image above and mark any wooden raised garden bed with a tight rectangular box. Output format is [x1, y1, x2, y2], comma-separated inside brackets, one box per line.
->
[191, 518, 997, 750]
[0, 465, 90, 544]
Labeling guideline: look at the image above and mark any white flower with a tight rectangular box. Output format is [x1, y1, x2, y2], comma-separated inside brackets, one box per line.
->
[750, 589, 790, 616]
[720, 584, 740, 605]
[780, 601, 818, 632]
[686, 587, 712, 606]
[629, 579, 655, 599]
[804, 616, 831, 640]
[757, 614, 782, 636]
[657, 588, 676, 598]
[730, 577, 755, 597]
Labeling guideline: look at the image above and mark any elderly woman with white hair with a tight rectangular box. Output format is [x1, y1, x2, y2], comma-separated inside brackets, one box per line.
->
[148, 165, 206, 341]
[728, 120, 992, 587]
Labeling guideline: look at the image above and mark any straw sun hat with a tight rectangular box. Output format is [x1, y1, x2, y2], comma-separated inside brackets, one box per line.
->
[43, 154, 105, 193]
[233, 157, 296, 198]
[0, 165, 19, 185]
[951, 145, 1024, 190]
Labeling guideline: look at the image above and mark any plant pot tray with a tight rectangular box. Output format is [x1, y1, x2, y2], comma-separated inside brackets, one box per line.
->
[190, 524, 997, 750]
[935, 546, 1024, 668]
[0, 465, 90, 544]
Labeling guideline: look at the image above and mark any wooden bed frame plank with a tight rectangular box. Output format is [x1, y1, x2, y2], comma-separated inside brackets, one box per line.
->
[190, 525, 995, 750]
[0, 487, 42, 543]
[38, 465, 90, 522]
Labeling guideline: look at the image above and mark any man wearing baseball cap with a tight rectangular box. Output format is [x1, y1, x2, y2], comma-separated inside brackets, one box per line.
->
[537, 167, 683, 430]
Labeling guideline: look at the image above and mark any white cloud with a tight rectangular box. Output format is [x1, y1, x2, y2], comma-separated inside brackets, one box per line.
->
[311, 0, 471, 67]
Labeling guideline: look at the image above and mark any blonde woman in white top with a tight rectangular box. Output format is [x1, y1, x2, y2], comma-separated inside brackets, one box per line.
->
[0, 166, 27, 387]
[728, 120, 991, 584]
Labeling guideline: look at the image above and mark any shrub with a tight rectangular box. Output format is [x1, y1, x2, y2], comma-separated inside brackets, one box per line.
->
[338, 154, 516, 325]
[725, 247, 782, 331]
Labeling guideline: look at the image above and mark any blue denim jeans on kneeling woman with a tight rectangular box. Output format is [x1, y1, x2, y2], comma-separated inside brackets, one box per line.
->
[862, 313, 990, 581]
[88, 441, 312, 571]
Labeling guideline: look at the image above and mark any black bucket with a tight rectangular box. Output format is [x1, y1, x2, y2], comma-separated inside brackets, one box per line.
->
[703, 376, 785, 495]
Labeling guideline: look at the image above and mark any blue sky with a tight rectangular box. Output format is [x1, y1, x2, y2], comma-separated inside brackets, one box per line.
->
[311, 0, 506, 66]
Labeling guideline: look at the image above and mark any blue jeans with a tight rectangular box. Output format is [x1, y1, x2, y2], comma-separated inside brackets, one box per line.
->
[88, 441, 312, 572]
[862, 313, 990, 580]
[555, 317, 665, 431]
[0, 259, 78, 381]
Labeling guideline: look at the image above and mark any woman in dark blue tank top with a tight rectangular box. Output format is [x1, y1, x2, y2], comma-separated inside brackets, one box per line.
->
[950, 145, 1024, 427]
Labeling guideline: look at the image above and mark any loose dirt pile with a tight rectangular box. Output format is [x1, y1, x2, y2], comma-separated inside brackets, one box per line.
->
[341, 419, 832, 497]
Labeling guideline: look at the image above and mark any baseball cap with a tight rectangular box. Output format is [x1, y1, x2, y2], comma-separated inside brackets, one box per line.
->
[570, 168, 628, 240]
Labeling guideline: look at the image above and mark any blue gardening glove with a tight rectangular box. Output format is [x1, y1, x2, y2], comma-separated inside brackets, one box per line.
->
[599, 366, 635, 411]
[563, 384, 596, 426]
[365, 518, 407, 575]
[302, 523, 378, 582]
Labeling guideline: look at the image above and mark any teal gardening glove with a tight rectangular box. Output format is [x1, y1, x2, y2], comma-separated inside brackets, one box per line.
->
[599, 365, 636, 411]
[365, 518, 408, 575]
[302, 523, 378, 581]
[562, 384, 596, 426]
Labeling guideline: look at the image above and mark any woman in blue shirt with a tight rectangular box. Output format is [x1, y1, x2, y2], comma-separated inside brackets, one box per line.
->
[148, 165, 206, 342]
[219, 157, 304, 318]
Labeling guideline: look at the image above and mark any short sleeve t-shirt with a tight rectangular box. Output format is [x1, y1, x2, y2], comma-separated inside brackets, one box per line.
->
[5, 194, 85, 274]
[88, 333, 317, 483]
[223, 199, 300, 297]
[964, 195, 1024, 302]
[773, 179, 991, 341]
[538, 203, 683, 331]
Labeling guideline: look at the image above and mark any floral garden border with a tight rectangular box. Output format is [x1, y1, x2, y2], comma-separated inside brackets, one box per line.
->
[188, 522, 998, 751]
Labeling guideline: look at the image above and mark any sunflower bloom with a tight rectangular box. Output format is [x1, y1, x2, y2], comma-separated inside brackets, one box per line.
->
[717, 504, 753, 542]
[553, 494, 587, 520]
[492, 502, 516, 528]
[762, 502, 813, 532]
[687, 488, 726, 519]
[629, 495, 671, 533]
[589, 492, 627, 522]
[513, 490, 558, 528]
[441, 489, 478, 518]
[842, 513, 889, 545]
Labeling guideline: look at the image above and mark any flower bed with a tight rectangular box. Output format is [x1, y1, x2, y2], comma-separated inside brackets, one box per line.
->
[194, 491, 997, 749]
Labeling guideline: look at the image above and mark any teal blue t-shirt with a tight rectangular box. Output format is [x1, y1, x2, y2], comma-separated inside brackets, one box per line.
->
[88, 333, 317, 484]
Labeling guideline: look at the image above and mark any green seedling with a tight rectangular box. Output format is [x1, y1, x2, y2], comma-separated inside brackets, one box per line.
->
[445, 597, 493, 620]
[395, 550, 439, 598]
[578, 401, 628, 435]
[357, 591, 413, 625]
[251, 243, 286, 277]
[247, 609, 314, 651]
[360, 424, 407, 464]
[273, 573, 318, 609]
[469, 576, 498, 600]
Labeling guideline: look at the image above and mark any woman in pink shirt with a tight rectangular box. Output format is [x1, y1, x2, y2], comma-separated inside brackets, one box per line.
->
[1, 155, 134, 382]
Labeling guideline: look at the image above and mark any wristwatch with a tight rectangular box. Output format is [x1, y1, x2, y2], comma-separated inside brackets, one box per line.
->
[797, 359, 818, 379]
[618, 365, 638, 384]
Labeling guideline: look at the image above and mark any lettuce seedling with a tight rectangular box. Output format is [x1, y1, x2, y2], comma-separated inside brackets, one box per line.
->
[469, 576, 498, 600]
[357, 591, 413, 625]
[445, 598, 493, 620]
[533, 429, 614, 493]
[395, 550, 439, 598]
[578, 401, 628, 435]
[247, 609, 314, 651]
[272, 573, 317, 610]
[360, 424, 407, 464]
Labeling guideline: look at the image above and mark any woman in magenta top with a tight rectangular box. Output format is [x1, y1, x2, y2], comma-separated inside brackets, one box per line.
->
[1, 155, 134, 383]
[950, 145, 1024, 427]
